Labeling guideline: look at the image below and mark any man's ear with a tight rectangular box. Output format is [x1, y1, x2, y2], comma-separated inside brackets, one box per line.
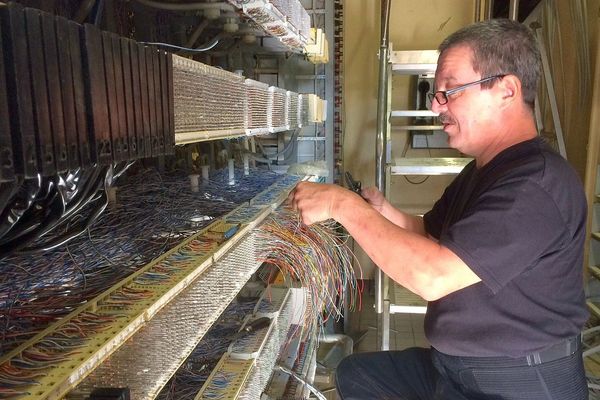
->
[499, 75, 521, 108]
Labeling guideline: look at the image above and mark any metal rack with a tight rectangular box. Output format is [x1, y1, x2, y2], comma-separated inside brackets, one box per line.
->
[193, 286, 295, 399]
[0, 2, 332, 398]
[0, 175, 302, 400]
[172, 55, 314, 145]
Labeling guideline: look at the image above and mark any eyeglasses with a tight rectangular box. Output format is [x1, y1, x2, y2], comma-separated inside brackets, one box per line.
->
[428, 74, 506, 106]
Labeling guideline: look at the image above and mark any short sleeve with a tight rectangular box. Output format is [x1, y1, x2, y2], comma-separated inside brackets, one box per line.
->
[424, 194, 448, 240]
[439, 178, 568, 294]
[424, 164, 475, 239]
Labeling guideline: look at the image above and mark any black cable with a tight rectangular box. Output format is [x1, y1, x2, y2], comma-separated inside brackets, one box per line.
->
[0, 179, 24, 237]
[0, 182, 58, 242]
[0, 168, 102, 245]
[73, 0, 97, 24]
[1, 177, 65, 241]
[256, 128, 301, 161]
[0, 170, 106, 256]
[16, 190, 108, 255]
[93, 0, 105, 26]
[0, 175, 42, 240]
[0, 180, 22, 214]
[0, 162, 133, 257]
[403, 175, 430, 184]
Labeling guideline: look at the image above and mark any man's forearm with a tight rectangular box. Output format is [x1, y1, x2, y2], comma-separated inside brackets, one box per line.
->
[380, 201, 427, 236]
[331, 193, 480, 301]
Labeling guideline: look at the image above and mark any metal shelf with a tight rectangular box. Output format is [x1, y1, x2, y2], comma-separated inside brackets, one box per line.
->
[391, 110, 438, 118]
[390, 50, 438, 75]
[175, 129, 252, 144]
[389, 157, 471, 176]
[0, 176, 301, 400]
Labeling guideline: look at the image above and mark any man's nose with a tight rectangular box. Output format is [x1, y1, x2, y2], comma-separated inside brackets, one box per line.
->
[430, 99, 439, 113]
[430, 97, 444, 115]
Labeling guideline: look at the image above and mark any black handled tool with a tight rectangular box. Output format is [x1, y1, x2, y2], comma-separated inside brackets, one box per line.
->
[230, 316, 271, 342]
[345, 171, 362, 195]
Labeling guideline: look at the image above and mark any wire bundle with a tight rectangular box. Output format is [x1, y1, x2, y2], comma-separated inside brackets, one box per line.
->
[0, 164, 129, 259]
[237, 291, 295, 399]
[199, 369, 240, 400]
[0, 167, 281, 362]
[257, 208, 362, 338]
[281, 339, 313, 398]
[0, 311, 117, 397]
[156, 299, 258, 400]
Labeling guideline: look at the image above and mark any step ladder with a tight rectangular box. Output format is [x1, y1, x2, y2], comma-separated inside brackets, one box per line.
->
[374, 46, 473, 351]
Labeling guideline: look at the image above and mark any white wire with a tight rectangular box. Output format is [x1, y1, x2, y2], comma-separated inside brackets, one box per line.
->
[275, 364, 327, 400]
[141, 38, 220, 53]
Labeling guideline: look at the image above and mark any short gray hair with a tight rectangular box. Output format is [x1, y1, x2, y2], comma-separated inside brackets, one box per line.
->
[439, 19, 541, 109]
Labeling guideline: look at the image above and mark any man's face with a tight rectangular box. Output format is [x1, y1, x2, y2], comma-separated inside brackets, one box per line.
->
[431, 45, 500, 157]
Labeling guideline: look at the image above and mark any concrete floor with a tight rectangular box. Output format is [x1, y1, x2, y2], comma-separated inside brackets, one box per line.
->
[349, 289, 428, 354]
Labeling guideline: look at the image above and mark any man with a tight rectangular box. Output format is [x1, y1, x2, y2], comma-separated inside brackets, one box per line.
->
[288, 19, 589, 399]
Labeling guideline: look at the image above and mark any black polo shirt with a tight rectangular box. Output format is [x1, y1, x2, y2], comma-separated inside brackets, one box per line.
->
[423, 137, 588, 357]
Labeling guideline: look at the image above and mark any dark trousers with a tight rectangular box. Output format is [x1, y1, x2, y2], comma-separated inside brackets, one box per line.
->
[335, 347, 588, 400]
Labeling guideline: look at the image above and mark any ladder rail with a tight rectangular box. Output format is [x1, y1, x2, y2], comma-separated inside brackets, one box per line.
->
[375, 0, 392, 351]
[531, 22, 567, 159]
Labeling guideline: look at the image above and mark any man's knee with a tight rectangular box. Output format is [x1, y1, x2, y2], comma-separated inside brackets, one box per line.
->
[336, 348, 430, 384]
[335, 348, 436, 400]
[336, 353, 363, 385]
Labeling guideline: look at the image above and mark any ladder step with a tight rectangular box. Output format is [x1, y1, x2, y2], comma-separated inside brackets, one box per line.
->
[389, 157, 471, 176]
[390, 285, 427, 314]
[391, 125, 443, 131]
[390, 304, 427, 314]
[391, 110, 438, 118]
[390, 50, 438, 75]
[587, 300, 600, 319]
[589, 265, 600, 281]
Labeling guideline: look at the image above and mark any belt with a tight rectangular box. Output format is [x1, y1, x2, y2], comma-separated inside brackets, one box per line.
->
[433, 335, 583, 369]
[525, 334, 581, 366]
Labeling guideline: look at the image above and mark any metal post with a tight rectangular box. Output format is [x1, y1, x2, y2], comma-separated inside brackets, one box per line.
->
[508, 0, 519, 20]
[380, 277, 390, 350]
[484, 0, 494, 20]
[324, 0, 335, 182]
[375, 0, 391, 351]
[375, 0, 390, 315]
[533, 94, 543, 134]
[474, 0, 482, 22]
[531, 22, 567, 159]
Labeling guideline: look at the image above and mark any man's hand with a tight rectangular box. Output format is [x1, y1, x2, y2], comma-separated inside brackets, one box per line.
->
[361, 187, 385, 213]
[287, 181, 356, 225]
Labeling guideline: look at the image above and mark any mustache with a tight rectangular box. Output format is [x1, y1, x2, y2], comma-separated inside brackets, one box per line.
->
[437, 114, 456, 125]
